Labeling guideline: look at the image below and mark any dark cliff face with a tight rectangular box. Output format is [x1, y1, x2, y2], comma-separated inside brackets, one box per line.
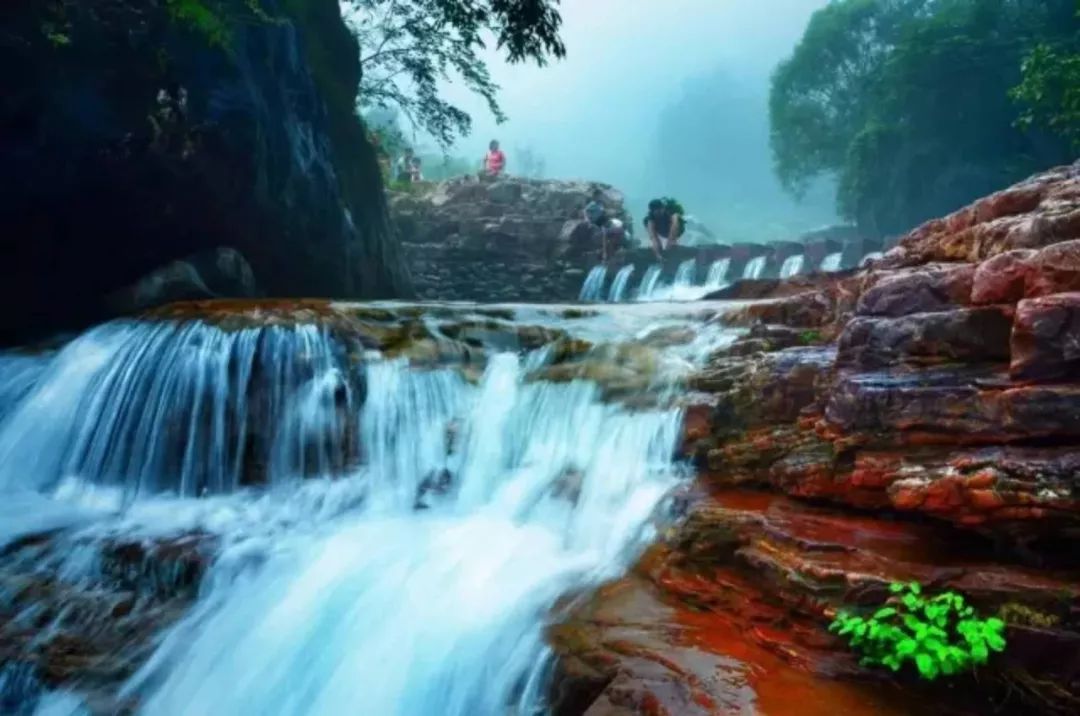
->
[0, 0, 411, 344]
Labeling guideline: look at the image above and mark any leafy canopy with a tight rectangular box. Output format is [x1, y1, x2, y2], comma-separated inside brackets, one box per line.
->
[770, 0, 1078, 237]
[1012, 16, 1080, 151]
[830, 582, 1007, 681]
[343, 0, 565, 146]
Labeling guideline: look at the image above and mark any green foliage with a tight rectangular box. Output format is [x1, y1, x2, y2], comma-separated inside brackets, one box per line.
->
[799, 330, 823, 345]
[343, 0, 565, 147]
[165, 0, 230, 46]
[163, 0, 271, 47]
[771, 0, 1079, 237]
[1012, 39, 1080, 150]
[830, 582, 1007, 681]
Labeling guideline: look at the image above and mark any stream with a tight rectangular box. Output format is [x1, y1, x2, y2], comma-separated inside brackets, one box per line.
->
[0, 301, 738, 715]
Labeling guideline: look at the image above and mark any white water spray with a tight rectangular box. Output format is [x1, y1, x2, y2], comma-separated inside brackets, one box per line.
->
[779, 254, 805, 279]
[741, 256, 767, 280]
[819, 252, 843, 272]
[607, 265, 635, 303]
[578, 266, 607, 302]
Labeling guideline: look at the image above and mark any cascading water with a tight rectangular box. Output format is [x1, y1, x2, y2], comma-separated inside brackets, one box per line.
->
[779, 254, 805, 279]
[819, 252, 843, 272]
[607, 265, 635, 303]
[673, 259, 698, 288]
[636, 265, 663, 300]
[741, 255, 767, 280]
[578, 266, 607, 302]
[0, 303, 726, 715]
[704, 258, 731, 288]
[0, 321, 354, 500]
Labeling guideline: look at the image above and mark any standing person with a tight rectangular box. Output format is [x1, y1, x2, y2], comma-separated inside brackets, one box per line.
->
[395, 148, 415, 184]
[583, 189, 612, 260]
[482, 140, 506, 178]
[644, 198, 684, 261]
[408, 156, 424, 182]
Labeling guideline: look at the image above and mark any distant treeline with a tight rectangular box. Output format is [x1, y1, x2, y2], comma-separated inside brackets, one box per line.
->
[770, 0, 1080, 238]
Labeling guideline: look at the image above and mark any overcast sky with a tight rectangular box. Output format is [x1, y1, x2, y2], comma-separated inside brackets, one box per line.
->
[429, 0, 833, 236]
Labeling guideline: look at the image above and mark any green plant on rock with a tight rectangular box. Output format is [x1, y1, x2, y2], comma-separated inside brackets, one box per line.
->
[830, 582, 1006, 681]
[164, 0, 270, 47]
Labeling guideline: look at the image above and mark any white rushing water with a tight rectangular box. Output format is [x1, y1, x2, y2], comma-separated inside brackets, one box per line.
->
[607, 265, 635, 303]
[819, 251, 843, 272]
[578, 266, 607, 302]
[741, 256, 767, 280]
[778, 254, 805, 279]
[705, 258, 731, 288]
[0, 308, 707, 715]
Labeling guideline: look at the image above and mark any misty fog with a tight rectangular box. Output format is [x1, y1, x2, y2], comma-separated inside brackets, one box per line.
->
[429, 0, 838, 243]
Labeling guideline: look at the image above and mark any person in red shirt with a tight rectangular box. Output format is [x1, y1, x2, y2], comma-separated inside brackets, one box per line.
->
[482, 140, 506, 178]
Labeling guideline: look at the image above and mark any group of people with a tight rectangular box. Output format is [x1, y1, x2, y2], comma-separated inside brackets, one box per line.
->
[394, 140, 681, 262]
[584, 191, 684, 262]
[393, 140, 507, 185]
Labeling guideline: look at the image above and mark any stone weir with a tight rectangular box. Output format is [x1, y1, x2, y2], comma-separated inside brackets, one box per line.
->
[392, 176, 889, 303]
[549, 162, 1080, 715]
[392, 177, 633, 303]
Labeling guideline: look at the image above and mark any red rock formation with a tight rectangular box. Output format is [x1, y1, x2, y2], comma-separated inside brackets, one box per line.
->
[625, 163, 1080, 714]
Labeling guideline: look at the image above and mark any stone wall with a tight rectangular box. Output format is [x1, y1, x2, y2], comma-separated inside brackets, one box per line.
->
[392, 176, 631, 302]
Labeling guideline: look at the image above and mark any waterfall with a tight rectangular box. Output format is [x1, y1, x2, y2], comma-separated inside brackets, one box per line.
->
[673, 259, 698, 288]
[704, 258, 731, 288]
[636, 265, 663, 300]
[0, 321, 355, 499]
[578, 266, 607, 302]
[741, 256, 767, 280]
[607, 265, 635, 303]
[0, 305, 722, 715]
[819, 252, 843, 272]
[122, 352, 683, 716]
[779, 254, 805, 279]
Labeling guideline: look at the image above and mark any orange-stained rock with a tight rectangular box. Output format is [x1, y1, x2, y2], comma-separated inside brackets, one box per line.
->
[971, 249, 1035, 304]
[898, 163, 1080, 263]
[1025, 239, 1080, 298]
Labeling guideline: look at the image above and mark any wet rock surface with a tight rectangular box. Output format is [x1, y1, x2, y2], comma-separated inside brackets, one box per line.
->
[552, 164, 1080, 714]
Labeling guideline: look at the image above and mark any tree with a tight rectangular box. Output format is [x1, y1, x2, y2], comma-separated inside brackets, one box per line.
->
[1012, 18, 1080, 151]
[770, 0, 1078, 237]
[342, 0, 565, 147]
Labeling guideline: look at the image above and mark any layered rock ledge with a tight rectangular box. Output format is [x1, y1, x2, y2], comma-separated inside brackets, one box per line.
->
[556, 162, 1080, 714]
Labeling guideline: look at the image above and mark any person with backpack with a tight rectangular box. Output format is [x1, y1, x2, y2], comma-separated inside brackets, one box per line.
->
[644, 197, 685, 261]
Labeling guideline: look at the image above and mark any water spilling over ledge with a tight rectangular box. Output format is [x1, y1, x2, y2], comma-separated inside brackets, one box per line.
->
[0, 299, 736, 714]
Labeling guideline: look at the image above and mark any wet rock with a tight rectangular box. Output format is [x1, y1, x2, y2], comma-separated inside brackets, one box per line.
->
[971, 249, 1035, 304]
[856, 264, 975, 317]
[0, 0, 409, 345]
[898, 163, 1080, 263]
[1026, 239, 1080, 298]
[1011, 293, 1080, 381]
[836, 306, 1014, 369]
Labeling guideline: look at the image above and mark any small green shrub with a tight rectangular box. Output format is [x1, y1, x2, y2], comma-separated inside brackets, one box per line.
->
[799, 329, 822, 344]
[830, 582, 1006, 680]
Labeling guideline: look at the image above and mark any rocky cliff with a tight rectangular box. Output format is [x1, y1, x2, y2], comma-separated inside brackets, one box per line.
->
[0, 0, 409, 344]
[553, 162, 1080, 714]
[392, 176, 631, 302]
